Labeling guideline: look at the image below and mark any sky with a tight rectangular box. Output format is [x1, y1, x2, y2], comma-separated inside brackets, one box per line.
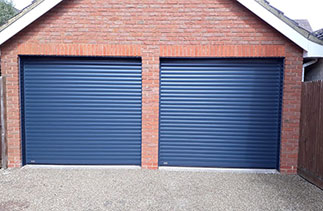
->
[11, 0, 323, 31]
[11, 0, 33, 10]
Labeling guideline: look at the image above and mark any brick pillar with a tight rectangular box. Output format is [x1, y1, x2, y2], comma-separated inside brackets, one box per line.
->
[1, 45, 22, 168]
[141, 46, 159, 169]
[280, 45, 303, 174]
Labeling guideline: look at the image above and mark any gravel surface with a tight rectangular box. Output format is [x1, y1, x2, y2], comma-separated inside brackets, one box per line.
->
[0, 167, 322, 211]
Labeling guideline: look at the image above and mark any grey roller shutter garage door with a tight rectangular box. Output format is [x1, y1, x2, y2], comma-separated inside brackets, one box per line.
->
[159, 58, 283, 169]
[21, 56, 142, 165]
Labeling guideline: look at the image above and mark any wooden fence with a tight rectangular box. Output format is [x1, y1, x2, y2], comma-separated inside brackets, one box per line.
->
[0, 78, 1, 168]
[0, 77, 6, 169]
[298, 80, 323, 189]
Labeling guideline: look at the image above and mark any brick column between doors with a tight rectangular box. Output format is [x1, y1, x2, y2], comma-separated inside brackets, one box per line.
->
[141, 46, 160, 169]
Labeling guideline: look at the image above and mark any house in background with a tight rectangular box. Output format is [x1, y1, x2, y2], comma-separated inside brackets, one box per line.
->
[0, 0, 323, 174]
[305, 29, 323, 81]
[295, 19, 313, 32]
[292, 19, 323, 82]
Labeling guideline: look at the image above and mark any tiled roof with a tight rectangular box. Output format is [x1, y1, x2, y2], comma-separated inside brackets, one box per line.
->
[313, 29, 323, 40]
[294, 19, 313, 32]
[257, 0, 323, 45]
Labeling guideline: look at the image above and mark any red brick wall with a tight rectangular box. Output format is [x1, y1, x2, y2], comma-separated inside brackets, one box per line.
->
[0, 0, 303, 174]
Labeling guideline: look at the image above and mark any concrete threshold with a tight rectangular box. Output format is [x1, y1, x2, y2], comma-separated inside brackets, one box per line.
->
[23, 165, 141, 170]
[23, 165, 279, 174]
[159, 167, 279, 174]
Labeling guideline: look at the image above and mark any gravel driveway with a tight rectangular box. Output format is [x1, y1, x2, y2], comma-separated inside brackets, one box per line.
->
[0, 167, 322, 211]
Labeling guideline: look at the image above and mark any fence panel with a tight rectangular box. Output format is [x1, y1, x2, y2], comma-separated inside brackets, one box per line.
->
[298, 81, 323, 189]
[0, 77, 1, 168]
[0, 77, 6, 169]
